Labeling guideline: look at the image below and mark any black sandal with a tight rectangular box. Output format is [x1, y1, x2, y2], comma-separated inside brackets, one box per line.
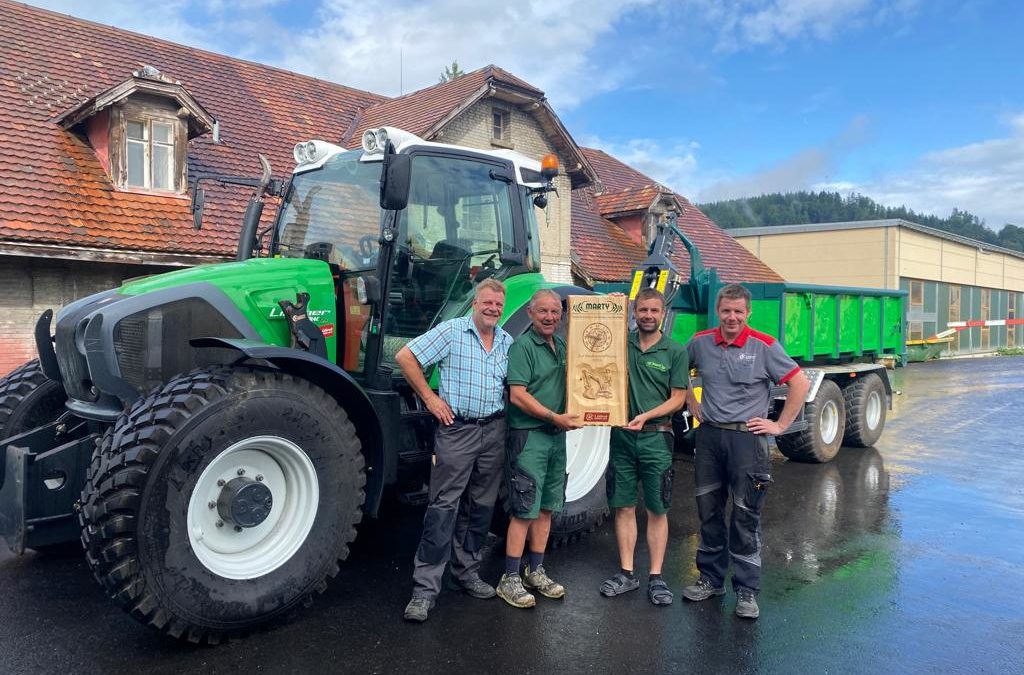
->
[600, 572, 640, 597]
[648, 578, 674, 606]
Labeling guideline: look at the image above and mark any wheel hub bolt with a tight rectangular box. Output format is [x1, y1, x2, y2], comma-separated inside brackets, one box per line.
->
[255, 474, 264, 482]
[215, 520, 224, 528]
[234, 526, 243, 533]
[217, 479, 226, 487]
[237, 468, 246, 476]
[208, 501, 216, 510]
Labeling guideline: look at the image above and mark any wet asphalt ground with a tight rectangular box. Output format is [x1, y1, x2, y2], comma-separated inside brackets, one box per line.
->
[1, 356, 1023, 674]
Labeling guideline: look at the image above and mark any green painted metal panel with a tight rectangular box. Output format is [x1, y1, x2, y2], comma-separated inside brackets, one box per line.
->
[883, 296, 904, 349]
[747, 299, 780, 338]
[783, 292, 812, 359]
[813, 294, 837, 357]
[839, 295, 861, 354]
[862, 297, 881, 352]
[119, 258, 338, 361]
[670, 312, 701, 345]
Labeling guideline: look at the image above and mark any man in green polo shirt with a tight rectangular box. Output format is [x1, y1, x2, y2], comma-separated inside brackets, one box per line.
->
[497, 289, 582, 609]
[599, 288, 688, 606]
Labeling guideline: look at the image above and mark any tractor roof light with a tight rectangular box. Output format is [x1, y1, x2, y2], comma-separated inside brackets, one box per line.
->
[362, 128, 390, 154]
[540, 153, 559, 180]
[293, 140, 337, 166]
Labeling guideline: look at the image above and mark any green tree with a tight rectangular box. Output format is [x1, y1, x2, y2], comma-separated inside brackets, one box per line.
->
[696, 191, 1023, 253]
[439, 60, 465, 83]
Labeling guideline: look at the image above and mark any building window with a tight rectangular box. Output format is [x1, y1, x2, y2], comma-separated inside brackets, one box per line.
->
[126, 119, 175, 190]
[492, 108, 510, 144]
[949, 285, 961, 352]
[980, 288, 991, 350]
[909, 280, 924, 309]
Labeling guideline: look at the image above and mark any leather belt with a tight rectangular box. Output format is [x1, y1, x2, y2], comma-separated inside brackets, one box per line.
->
[704, 421, 750, 432]
[638, 423, 674, 435]
[453, 411, 505, 425]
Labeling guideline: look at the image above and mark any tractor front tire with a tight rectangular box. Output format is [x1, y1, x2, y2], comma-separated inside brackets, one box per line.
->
[776, 379, 846, 463]
[80, 366, 365, 643]
[0, 359, 67, 442]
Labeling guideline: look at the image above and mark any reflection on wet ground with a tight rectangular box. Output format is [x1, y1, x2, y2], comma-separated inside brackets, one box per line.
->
[1, 358, 1023, 674]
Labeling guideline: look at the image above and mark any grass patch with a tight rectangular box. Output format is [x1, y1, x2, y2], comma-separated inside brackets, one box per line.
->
[997, 347, 1024, 356]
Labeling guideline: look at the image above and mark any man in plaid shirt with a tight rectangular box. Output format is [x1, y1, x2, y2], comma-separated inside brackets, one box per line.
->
[397, 278, 513, 622]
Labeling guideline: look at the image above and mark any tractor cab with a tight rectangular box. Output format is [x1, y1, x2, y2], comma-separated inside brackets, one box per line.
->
[272, 127, 553, 381]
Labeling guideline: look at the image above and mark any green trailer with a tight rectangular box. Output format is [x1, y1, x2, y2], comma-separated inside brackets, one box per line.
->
[599, 216, 906, 463]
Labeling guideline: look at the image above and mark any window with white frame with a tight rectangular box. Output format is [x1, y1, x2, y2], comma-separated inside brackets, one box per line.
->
[126, 119, 176, 190]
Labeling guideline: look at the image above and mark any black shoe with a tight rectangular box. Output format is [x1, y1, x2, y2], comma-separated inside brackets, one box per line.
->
[449, 575, 496, 599]
[682, 577, 726, 602]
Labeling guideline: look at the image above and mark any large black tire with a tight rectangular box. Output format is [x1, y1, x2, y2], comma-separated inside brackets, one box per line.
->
[549, 471, 608, 548]
[0, 359, 67, 442]
[842, 373, 887, 447]
[79, 366, 365, 643]
[776, 379, 846, 463]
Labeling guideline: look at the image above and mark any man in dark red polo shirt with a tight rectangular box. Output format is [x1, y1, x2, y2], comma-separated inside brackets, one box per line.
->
[682, 283, 809, 619]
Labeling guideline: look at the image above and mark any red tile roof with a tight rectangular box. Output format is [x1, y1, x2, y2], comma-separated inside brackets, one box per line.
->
[0, 0, 384, 258]
[573, 149, 783, 284]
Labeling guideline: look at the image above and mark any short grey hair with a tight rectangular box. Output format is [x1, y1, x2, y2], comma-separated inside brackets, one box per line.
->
[528, 289, 561, 310]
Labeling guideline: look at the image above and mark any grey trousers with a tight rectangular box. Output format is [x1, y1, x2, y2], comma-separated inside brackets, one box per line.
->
[410, 417, 506, 600]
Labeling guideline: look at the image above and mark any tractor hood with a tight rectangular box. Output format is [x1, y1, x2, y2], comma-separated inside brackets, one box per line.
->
[45, 258, 337, 421]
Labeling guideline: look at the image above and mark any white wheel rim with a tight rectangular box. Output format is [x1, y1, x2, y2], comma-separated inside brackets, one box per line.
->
[820, 400, 840, 445]
[865, 391, 882, 430]
[186, 435, 319, 579]
[564, 426, 611, 502]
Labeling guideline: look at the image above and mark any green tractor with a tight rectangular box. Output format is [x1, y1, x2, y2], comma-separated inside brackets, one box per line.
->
[0, 127, 610, 642]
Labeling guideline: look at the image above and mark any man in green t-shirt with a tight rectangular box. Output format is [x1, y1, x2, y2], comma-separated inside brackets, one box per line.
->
[599, 288, 689, 606]
[496, 289, 582, 609]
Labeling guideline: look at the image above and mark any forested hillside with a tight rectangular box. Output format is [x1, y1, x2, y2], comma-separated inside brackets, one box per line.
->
[698, 191, 1024, 253]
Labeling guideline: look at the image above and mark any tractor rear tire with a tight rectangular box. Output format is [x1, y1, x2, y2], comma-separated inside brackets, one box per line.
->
[80, 366, 365, 643]
[776, 379, 846, 463]
[0, 359, 67, 442]
[842, 373, 887, 447]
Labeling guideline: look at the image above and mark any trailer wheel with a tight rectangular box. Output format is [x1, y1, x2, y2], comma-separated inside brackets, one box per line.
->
[80, 366, 365, 643]
[550, 426, 610, 547]
[776, 379, 846, 463]
[842, 373, 887, 447]
[0, 359, 67, 442]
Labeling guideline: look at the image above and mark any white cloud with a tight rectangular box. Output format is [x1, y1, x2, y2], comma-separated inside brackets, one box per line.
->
[846, 114, 1024, 228]
[28, 0, 215, 48]
[279, 0, 653, 107]
[581, 135, 703, 196]
[689, 0, 919, 52]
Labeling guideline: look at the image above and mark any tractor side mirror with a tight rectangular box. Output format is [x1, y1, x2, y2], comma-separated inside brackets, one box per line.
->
[380, 152, 411, 211]
[191, 186, 205, 230]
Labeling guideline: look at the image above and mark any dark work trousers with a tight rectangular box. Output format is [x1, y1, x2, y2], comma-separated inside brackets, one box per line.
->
[411, 417, 506, 600]
[693, 425, 772, 593]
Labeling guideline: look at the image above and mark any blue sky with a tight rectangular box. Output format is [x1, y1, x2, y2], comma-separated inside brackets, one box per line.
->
[30, 0, 1024, 228]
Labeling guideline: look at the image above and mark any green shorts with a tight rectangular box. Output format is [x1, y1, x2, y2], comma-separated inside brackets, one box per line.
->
[607, 428, 675, 515]
[506, 428, 567, 520]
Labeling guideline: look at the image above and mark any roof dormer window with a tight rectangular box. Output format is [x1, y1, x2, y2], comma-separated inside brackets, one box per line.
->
[55, 66, 214, 196]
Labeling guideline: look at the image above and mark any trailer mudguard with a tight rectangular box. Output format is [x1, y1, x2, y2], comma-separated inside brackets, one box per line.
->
[191, 337, 386, 516]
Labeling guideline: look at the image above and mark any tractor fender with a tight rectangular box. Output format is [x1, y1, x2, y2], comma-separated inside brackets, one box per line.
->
[191, 337, 385, 516]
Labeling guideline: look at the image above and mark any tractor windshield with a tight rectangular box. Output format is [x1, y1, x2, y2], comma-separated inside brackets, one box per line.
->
[275, 150, 383, 271]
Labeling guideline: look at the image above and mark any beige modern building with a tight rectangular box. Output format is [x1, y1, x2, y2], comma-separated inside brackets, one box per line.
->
[730, 219, 1024, 355]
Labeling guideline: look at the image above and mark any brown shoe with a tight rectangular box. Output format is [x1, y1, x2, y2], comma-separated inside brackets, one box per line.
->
[523, 564, 566, 599]
[496, 573, 536, 608]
